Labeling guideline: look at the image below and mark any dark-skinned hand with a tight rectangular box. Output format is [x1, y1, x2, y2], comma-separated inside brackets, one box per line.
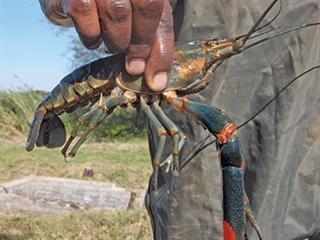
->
[40, 0, 174, 91]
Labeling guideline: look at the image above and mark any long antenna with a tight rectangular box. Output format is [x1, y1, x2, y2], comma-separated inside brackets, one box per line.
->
[242, 0, 281, 44]
[241, 23, 320, 52]
[181, 66, 320, 168]
[237, 65, 320, 129]
[235, 0, 282, 41]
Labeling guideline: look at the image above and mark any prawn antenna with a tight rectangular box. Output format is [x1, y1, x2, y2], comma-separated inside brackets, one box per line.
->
[242, 0, 281, 44]
[183, 65, 320, 167]
[241, 22, 320, 52]
[237, 66, 320, 129]
[236, 0, 282, 41]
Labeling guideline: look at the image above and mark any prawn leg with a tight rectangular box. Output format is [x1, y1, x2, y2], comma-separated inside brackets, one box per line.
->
[152, 101, 186, 175]
[65, 94, 126, 160]
[61, 106, 100, 157]
[164, 93, 262, 240]
[140, 98, 167, 194]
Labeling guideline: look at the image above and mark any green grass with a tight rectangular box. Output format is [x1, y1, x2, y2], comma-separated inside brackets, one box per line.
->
[0, 139, 151, 188]
[0, 90, 153, 239]
[0, 90, 46, 140]
[0, 210, 151, 240]
[0, 140, 153, 239]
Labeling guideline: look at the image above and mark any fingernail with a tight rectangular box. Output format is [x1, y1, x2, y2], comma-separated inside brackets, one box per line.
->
[126, 58, 145, 75]
[151, 72, 168, 91]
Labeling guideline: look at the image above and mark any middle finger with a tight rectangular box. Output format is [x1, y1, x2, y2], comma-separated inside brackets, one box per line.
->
[126, 0, 164, 75]
[96, 0, 132, 53]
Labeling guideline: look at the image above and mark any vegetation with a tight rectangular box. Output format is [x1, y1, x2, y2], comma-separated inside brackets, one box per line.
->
[0, 90, 46, 140]
[0, 137, 152, 240]
[0, 90, 153, 239]
[0, 90, 147, 142]
[0, 210, 151, 240]
[0, 140, 151, 188]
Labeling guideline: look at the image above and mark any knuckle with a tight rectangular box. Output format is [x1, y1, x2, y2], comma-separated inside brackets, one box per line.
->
[134, 0, 164, 19]
[106, 0, 131, 23]
[67, 0, 95, 15]
[106, 37, 130, 53]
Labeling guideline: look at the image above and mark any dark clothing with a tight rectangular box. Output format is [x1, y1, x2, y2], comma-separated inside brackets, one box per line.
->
[146, 1, 320, 239]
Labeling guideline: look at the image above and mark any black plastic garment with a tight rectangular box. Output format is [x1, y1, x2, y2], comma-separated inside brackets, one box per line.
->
[145, 0, 320, 239]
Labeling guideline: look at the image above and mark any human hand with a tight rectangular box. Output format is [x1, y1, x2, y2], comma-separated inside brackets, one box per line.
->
[40, 0, 174, 91]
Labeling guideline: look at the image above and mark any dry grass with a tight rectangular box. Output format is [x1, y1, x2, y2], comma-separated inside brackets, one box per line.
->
[0, 210, 152, 240]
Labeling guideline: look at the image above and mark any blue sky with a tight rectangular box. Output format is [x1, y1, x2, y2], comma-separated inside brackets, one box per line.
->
[0, 0, 79, 91]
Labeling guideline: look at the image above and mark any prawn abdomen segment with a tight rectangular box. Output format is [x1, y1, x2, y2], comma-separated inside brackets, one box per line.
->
[40, 56, 117, 114]
[25, 56, 118, 152]
[61, 56, 116, 95]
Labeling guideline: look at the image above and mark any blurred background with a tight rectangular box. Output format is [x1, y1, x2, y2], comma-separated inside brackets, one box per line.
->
[0, 1, 151, 239]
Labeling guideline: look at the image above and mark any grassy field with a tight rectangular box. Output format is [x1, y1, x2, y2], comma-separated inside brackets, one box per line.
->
[0, 140, 151, 188]
[0, 90, 153, 239]
[0, 140, 153, 240]
[0, 210, 151, 240]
